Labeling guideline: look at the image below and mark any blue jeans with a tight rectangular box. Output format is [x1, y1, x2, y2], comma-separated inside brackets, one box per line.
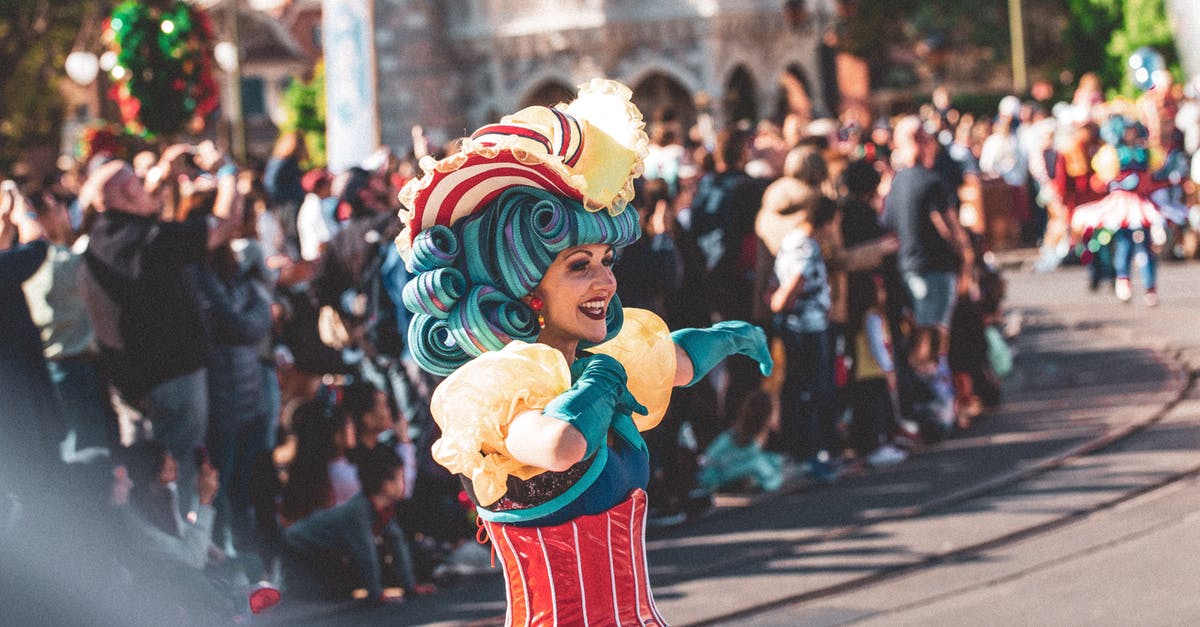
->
[904, 271, 958, 328]
[114, 369, 208, 516]
[210, 416, 268, 575]
[259, 364, 281, 451]
[46, 356, 115, 463]
[774, 323, 836, 461]
[1112, 227, 1157, 290]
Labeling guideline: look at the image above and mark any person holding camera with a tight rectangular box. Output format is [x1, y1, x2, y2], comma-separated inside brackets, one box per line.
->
[78, 152, 243, 517]
[1, 179, 59, 519]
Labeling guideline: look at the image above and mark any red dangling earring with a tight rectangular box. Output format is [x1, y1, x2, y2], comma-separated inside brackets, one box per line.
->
[528, 296, 545, 329]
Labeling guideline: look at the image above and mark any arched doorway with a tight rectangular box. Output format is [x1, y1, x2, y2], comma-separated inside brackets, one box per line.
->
[774, 63, 815, 126]
[631, 72, 696, 143]
[519, 80, 576, 109]
[722, 65, 759, 128]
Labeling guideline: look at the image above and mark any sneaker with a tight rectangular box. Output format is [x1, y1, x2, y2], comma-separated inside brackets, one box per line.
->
[867, 444, 908, 468]
[1144, 290, 1159, 308]
[807, 456, 840, 484]
[248, 582, 282, 615]
[892, 424, 923, 449]
[647, 509, 688, 528]
[1115, 278, 1132, 302]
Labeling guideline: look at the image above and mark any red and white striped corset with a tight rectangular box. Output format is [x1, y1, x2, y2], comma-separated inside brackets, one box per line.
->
[482, 488, 667, 626]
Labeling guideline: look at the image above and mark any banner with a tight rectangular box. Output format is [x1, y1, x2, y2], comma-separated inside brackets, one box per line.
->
[322, 0, 378, 173]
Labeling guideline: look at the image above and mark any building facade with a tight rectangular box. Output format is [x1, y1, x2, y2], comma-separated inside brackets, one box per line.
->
[366, 0, 836, 155]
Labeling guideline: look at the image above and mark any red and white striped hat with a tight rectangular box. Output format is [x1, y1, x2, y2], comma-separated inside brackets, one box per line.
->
[396, 79, 648, 257]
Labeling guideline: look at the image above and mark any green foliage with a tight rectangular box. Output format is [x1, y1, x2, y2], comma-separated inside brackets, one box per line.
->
[280, 60, 326, 168]
[1065, 0, 1179, 97]
[1106, 0, 1178, 97]
[0, 0, 98, 170]
[837, 0, 920, 87]
[837, 0, 1051, 89]
[1063, 0, 1122, 87]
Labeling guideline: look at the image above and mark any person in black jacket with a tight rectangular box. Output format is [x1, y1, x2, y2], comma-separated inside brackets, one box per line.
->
[680, 129, 770, 423]
[78, 157, 243, 517]
[0, 183, 59, 516]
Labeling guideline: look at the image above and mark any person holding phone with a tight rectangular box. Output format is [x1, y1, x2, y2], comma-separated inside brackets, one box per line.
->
[78, 153, 243, 517]
[1, 180, 60, 515]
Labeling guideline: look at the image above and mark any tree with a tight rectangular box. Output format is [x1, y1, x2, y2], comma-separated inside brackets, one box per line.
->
[1065, 0, 1178, 97]
[0, 0, 102, 169]
[1106, 0, 1178, 96]
[280, 60, 326, 169]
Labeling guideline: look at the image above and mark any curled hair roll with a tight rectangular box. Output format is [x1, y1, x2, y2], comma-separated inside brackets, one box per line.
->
[410, 225, 460, 272]
[461, 187, 639, 298]
[407, 315, 471, 376]
[403, 186, 641, 376]
[448, 286, 540, 357]
[403, 267, 465, 320]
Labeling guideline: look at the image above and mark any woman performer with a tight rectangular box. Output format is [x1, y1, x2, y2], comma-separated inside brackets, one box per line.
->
[1072, 115, 1177, 306]
[394, 80, 772, 625]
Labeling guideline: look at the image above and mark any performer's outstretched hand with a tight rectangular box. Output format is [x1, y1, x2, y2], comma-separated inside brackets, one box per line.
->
[543, 354, 647, 458]
[671, 321, 774, 387]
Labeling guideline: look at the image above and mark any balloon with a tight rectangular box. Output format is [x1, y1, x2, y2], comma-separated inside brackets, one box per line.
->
[213, 41, 238, 72]
[65, 51, 100, 85]
[1128, 47, 1167, 91]
[99, 50, 118, 72]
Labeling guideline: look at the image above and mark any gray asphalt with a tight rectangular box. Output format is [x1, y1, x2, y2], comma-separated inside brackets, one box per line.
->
[265, 254, 1200, 626]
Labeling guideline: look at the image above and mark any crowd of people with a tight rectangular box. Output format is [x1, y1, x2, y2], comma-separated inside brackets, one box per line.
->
[3, 68, 1198, 621]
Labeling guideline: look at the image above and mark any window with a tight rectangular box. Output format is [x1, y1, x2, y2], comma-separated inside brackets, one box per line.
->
[242, 76, 266, 118]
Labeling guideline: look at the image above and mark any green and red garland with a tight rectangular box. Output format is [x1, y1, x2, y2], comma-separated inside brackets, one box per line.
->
[102, 0, 220, 137]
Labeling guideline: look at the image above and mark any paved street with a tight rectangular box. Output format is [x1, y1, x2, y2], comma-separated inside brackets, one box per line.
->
[266, 255, 1200, 626]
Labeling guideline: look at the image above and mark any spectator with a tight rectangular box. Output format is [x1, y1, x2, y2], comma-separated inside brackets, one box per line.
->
[78, 157, 243, 516]
[22, 187, 113, 464]
[885, 116, 969, 436]
[263, 131, 308, 254]
[847, 274, 908, 466]
[340, 381, 417, 503]
[312, 165, 404, 393]
[115, 440, 248, 622]
[767, 194, 839, 482]
[0, 182, 59, 516]
[283, 444, 433, 603]
[681, 129, 769, 420]
[616, 178, 684, 317]
[699, 390, 784, 493]
[838, 159, 920, 442]
[643, 124, 687, 198]
[979, 105, 1031, 228]
[296, 168, 336, 262]
[279, 398, 358, 526]
[195, 192, 274, 569]
[119, 440, 220, 571]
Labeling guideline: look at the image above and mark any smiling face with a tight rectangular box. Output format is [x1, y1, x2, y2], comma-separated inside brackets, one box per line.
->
[530, 243, 617, 359]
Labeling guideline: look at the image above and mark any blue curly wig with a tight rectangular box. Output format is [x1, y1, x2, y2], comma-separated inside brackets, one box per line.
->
[1100, 115, 1149, 171]
[401, 186, 641, 376]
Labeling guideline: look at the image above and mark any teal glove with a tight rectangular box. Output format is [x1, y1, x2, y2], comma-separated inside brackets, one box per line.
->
[542, 354, 648, 459]
[671, 321, 774, 387]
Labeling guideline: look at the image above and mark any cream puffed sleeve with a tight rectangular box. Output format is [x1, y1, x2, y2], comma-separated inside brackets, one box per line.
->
[428, 308, 677, 506]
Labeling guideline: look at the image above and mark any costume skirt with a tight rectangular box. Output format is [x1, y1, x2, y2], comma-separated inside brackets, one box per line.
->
[482, 488, 668, 626]
[1071, 189, 1161, 232]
